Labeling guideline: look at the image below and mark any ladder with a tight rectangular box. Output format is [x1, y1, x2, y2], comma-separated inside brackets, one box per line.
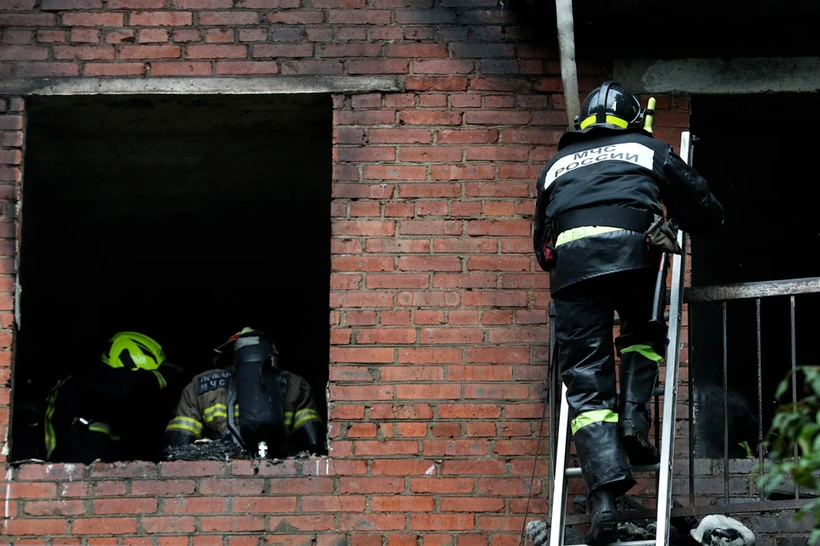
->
[547, 131, 694, 546]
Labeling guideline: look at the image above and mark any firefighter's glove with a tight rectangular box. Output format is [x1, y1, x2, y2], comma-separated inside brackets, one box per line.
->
[645, 215, 682, 255]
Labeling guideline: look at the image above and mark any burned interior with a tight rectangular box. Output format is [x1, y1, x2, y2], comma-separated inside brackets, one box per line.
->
[690, 93, 820, 459]
[11, 94, 332, 461]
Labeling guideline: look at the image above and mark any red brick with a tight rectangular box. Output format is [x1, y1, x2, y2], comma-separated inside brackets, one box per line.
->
[369, 128, 432, 144]
[319, 43, 382, 58]
[131, 480, 195, 496]
[400, 111, 462, 126]
[141, 516, 196, 534]
[330, 384, 394, 401]
[385, 43, 447, 58]
[62, 13, 123, 26]
[405, 76, 468, 91]
[138, 28, 169, 42]
[21, 500, 85, 516]
[0, 45, 46, 60]
[399, 220, 461, 236]
[269, 515, 335, 532]
[109, 0, 164, 6]
[120, 45, 181, 59]
[200, 516, 266, 532]
[366, 239, 430, 254]
[0, 482, 56, 499]
[53, 45, 114, 60]
[301, 495, 366, 512]
[398, 256, 461, 272]
[129, 11, 192, 26]
[430, 164, 494, 181]
[433, 240, 498, 255]
[231, 496, 297, 513]
[333, 220, 395, 237]
[73, 518, 138, 535]
[464, 383, 529, 400]
[163, 497, 227, 514]
[381, 366, 444, 382]
[398, 146, 462, 163]
[397, 184, 461, 198]
[187, 44, 247, 58]
[3, 30, 33, 44]
[356, 328, 416, 344]
[332, 256, 394, 273]
[3, 519, 67, 535]
[414, 310, 445, 324]
[368, 404, 433, 420]
[94, 498, 157, 514]
[336, 110, 396, 126]
[84, 63, 146, 76]
[331, 347, 394, 363]
[41, 0, 101, 8]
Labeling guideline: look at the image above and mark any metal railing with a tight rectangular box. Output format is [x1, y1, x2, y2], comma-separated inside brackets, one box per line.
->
[546, 276, 818, 526]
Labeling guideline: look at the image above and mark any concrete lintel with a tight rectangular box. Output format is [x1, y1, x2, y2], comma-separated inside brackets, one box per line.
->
[0, 76, 402, 96]
[614, 57, 820, 94]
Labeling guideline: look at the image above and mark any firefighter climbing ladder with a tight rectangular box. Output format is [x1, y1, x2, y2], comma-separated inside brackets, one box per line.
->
[547, 131, 694, 546]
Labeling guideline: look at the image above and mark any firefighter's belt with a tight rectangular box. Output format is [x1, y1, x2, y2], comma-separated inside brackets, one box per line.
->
[556, 206, 654, 237]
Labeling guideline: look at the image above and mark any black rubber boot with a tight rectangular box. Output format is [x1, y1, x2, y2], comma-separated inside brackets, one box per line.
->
[584, 486, 619, 545]
[619, 402, 660, 465]
[618, 352, 660, 465]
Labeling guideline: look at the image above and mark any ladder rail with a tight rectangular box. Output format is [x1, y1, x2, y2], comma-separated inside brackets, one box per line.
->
[654, 131, 694, 546]
[549, 382, 571, 546]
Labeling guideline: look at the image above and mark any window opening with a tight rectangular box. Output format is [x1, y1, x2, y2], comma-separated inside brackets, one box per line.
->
[12, 94, 332, 462]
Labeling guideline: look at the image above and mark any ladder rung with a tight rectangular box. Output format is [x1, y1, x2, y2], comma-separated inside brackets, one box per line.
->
[565, 463, 659, 477]
[573, 538, 655, 546]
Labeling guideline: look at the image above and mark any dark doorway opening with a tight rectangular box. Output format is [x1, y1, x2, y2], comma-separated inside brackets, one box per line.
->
[689, 93, 820, 458]
[12, 94, 332, 461]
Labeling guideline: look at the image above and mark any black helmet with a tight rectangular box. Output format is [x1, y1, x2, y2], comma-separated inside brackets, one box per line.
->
[574, 81, 644, 131]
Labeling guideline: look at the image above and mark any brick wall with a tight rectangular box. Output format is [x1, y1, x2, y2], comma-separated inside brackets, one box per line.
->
[0, 2, 783, 544]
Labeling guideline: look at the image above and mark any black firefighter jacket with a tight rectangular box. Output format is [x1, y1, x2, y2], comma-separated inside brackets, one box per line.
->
[44, 366, 176, 464]
[164, 368, 324, 456]
[533, 127, 724, 293]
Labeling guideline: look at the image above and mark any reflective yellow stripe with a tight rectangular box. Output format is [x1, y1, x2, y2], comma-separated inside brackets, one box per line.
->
[165, 416, 204, 438]
[621, 344, 663, 364]
[88, 422, 110, 434]
[204, 404, 228, 422]
[555, 226, 624, 247]
[293, 409, 321, 430]
[579, 114, 629, 130]
[283, 411, 294, 426]
[44, 377, 71, 458]
[151, 370, 167, 389]
[571, 409, 618, 435]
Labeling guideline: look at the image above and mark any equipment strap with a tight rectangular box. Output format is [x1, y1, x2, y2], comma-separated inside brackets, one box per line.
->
[556, 206, 654, 236]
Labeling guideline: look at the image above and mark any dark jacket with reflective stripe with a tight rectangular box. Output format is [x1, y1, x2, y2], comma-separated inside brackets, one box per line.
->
[44, 366, 172, 464]
[533, 127, 724, 293]
[165, 368, 324, 456]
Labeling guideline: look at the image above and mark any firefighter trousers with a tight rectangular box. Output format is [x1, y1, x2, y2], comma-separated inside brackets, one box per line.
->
[552, 268, 666, 496]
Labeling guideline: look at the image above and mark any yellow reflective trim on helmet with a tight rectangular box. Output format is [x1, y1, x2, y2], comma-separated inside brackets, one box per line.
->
[165, 417, 204, 438]
[579, 114, 629, 130]
[555, 226, 624, 247]
[605, 115, 629, 128]
[88, 422, 111, 435]
[571, 409, 618, 435]
[293, 409, 321, 430]
[151, 370, 167, 389]
[621, 344, 663, 363]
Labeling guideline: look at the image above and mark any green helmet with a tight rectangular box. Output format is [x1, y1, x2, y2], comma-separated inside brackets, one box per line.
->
[101, 331, 166, 371]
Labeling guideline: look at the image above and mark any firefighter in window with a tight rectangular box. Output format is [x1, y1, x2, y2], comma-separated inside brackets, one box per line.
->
[43, 331, 184, 464]
[164, 327, 324, 458]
